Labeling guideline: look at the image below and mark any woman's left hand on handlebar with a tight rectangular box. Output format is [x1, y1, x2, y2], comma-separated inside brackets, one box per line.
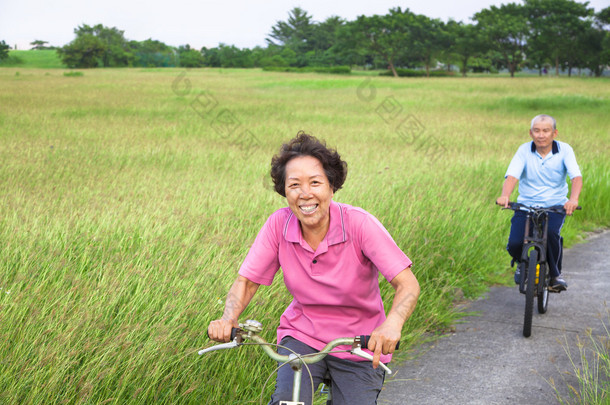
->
[367, 322, 401, 369]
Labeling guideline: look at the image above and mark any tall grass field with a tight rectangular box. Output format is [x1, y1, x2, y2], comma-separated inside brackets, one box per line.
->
[0, 67, 608, 404]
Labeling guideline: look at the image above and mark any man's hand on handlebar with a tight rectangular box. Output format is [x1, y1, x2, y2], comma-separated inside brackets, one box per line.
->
[496, 196, 510, 208]
[564, 199, 579, 216]
[208, 319, 238, 343]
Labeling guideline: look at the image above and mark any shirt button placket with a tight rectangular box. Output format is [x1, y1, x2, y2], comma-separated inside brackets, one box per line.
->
[311, 258, 320, 275]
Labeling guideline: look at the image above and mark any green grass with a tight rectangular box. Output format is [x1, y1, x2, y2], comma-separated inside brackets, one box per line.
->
[551, 307, 610, 404]
[0, 68, 608, 404]
[0, 50, 66, 68]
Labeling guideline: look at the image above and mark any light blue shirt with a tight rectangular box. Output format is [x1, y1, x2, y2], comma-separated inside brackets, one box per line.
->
[505, 140, 581, 207]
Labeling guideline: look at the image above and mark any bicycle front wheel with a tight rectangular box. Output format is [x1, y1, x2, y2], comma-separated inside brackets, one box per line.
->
[537, 264, 549, 314]
[523, 249, 538, 338]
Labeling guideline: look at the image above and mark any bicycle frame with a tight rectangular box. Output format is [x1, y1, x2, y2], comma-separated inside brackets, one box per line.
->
[518, 207, 550, 296]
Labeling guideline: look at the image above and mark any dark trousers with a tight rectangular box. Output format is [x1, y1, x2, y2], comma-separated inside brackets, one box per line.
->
[507, 210, 566, 278]
[268, 336, 385, 405]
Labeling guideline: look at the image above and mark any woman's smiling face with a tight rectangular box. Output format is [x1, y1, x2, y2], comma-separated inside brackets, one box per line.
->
[284, 155, 334, 234]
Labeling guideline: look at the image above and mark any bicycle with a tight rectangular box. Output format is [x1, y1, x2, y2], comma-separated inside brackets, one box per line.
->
[199, 319, 397, 405]
[500, 202, 581, 337]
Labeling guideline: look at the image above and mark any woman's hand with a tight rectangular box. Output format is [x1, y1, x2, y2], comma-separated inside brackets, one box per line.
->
[207, 318, 237, 343]
[367, 321, 401, 369]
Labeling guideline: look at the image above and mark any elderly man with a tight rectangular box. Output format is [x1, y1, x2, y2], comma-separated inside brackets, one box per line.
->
[497, 114, 583, 291]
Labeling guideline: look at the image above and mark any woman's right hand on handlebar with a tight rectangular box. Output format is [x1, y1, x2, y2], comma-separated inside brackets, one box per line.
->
[208, 318, 237, 343]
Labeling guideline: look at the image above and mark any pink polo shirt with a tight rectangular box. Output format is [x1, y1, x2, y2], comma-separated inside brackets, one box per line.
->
[239, 201, 412, 362]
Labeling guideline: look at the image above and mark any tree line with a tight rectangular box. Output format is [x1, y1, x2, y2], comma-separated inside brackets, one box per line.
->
[7, 0, 608, 77]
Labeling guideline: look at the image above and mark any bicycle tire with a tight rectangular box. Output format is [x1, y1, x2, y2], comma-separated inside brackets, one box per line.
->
[537, 263, 549, 314]
[523, 249, 538, 337]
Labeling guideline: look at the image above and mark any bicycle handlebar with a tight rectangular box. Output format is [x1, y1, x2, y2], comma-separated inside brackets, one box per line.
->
[200, 321, 397, 374]
[497, 201, 582, 214]
[215, 328, 399, 352]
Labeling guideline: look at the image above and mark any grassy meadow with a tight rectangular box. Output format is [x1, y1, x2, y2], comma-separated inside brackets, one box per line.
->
[0, 67, 608, 404]
[0, 50, 66, 69]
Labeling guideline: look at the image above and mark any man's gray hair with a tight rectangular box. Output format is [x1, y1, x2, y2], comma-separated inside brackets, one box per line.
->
[531, 114, 557, 130]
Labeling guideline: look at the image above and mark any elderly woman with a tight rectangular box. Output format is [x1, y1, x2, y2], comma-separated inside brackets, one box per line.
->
[208, 132, 419, 405]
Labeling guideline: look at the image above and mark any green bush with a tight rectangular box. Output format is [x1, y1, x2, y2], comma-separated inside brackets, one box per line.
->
[0, 55, 24, 67]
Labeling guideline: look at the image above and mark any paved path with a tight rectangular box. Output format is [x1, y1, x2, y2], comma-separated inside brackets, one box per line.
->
[379, 230, 609, 405]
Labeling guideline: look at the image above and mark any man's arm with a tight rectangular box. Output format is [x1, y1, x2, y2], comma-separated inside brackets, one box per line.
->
[368, 268, 420, 368]
[496, 175, 519, 207]
[564, 176, 583, 216]
[208, 275, 260, 342]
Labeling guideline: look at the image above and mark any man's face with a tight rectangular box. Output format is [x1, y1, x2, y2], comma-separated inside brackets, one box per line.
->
[529, 119, 557, 152]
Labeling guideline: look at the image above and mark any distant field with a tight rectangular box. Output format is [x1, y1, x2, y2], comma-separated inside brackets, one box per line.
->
[0, 68, 608, 404]
[0, 49, 66, 68]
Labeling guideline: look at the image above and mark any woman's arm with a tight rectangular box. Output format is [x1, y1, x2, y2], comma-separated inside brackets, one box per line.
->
[208, 275, 260, 342]
[368, 267, 420, 368]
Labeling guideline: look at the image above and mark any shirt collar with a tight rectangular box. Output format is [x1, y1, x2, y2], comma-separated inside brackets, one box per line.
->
[531, 140, 559, 155]
[283, 200, 347, 246]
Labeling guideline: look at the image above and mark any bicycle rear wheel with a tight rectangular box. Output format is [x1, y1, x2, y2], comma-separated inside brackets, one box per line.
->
[537, 264, 549, 314]
[523, 249, 538, 337]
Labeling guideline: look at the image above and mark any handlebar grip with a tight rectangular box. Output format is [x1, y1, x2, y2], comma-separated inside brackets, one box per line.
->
[230, 327, 240, 341]
[206, 327, 242, 341]
[359, 335, 400, 351]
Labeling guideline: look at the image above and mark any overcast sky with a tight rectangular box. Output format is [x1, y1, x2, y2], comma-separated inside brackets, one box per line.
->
[1, 0, 607, 50]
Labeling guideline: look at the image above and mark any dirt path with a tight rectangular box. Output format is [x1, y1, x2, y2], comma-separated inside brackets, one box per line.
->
[379, 230, 609, 405]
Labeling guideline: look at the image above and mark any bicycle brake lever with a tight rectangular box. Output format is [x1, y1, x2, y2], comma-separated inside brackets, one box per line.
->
[351, 347, 392, 375]
[198, 340, 239, 355]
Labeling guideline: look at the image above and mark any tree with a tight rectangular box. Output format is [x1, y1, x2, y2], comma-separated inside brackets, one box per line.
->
[0, 40, 9, 61]
[177, 45, 204, 67]
[30, 40, 50, 50]
[409, 14, 449, 77]
[474, 3, 529, 77]
[350, 8, 417, 77]
[57, 24, 132, 68]
[577, 7, 610, 77]
[130, 39, 176, 67]
[57, 33, 106, 68]
[445, 21, 481, 77]
[75, 24, 131, 67]
[332, 20, 369, 67]
[308, 16, 345, 66]
[201, 44, 254, 68]
[267, 7, 315, 65]
[217, 44, 254, 67]
[524, 0, 593, 76]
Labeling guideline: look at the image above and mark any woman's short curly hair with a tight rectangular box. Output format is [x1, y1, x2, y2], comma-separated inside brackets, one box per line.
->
[270, 131, 348, 197]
